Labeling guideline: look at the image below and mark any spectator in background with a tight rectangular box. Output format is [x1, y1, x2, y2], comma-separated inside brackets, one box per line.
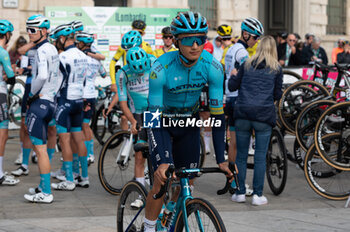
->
[304, 33, 315, 47]
[294, 33, 301, 43]
[203, 38, 214, 54]
[277, 33, 301, 66]
[337, 40, 350, 64]
[302, 36, 328, 65]
[9, 36, 27, 67]
[332, 38, 344, 63]
[212, 36, 223, 61]
[276, 31, 287, 45]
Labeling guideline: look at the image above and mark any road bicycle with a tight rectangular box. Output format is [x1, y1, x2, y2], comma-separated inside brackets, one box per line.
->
[117, 163, 235, 232]
[7, 78, 25, 126]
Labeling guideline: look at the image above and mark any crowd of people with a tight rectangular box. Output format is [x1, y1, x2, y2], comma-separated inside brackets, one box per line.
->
[0, 10, 346, 231]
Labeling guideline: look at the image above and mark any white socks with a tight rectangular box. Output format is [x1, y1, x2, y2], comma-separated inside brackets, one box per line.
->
[143, 217, 156, 232]
[0, 156, 4, 178]
[136, 177, 145, 186]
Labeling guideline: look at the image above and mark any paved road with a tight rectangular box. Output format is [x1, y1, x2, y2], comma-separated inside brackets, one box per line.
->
[1, 131, 349, 232]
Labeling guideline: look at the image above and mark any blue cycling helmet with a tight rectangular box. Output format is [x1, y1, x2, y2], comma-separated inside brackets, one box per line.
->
[170, 11, 208, 36]
[121, 30, 142, 49]
[126, 47, 150, 74]
[241, 17, 264, 36]
[76, 32, 94, 44]
[52, 24, 74, 38]
[0, 20, 14, 34]
[26, 15, 50, 29]
[70, 20, 84, 33]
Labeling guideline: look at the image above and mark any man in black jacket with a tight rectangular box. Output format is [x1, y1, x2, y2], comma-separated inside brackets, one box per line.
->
[337, 40, 350, 64]
[302, 36, 328, 65]
[277, 33, 301, 66]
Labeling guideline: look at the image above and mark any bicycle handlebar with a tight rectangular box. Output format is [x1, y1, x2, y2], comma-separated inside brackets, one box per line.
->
[153, 162, 238, 200]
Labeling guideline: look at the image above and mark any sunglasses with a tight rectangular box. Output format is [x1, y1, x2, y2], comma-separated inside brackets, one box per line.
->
[222, 38, 231, 41]
[250, 34, 260, 40]
[27, 27, 41, 34]
[163, 36, 173, 39]
[178, 36, 207, 46]
[288, 39, 296, 42]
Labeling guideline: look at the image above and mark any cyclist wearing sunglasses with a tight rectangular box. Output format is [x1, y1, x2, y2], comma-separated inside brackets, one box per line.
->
[0, 19, 20, 187]
[22, 15, 61, 203]
[224, 17, 264, 177]
[152, 26, 177, 58]
[143, 11, 233, 231]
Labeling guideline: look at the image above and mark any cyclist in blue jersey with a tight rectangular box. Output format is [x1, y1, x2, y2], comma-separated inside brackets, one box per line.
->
[52, 24, 89, 190]
[143, 12, 233, 231]
[21, 15, 61, 203]
[105, 47, 155, 208]
[0, 19, 20, 186]
[76, 32, 107, 167]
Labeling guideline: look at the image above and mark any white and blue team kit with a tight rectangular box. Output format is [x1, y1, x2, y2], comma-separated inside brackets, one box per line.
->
[26, 40, 60, 145]
[55, 45, 88, 133]
[147, 50, 226, 170]
[0, 46, 15, 129]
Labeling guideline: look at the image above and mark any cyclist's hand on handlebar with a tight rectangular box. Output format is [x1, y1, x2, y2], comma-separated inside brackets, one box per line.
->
[218, 161, 234, 182]
[131, 121, 138, 135]
[154, 163, 176, 185]
[103, 107, 111, 118]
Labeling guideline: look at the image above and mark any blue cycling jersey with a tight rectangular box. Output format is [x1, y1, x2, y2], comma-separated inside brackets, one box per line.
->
[0, 46, 15, 94]
[148, 50, 226, 164]
[116, 55, 156, 114]
[148, 50, 224, 115]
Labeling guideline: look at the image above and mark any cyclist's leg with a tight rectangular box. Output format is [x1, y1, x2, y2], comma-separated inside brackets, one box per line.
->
[47, 122, 56, 162]
[133, 114, 147, 186]
[82, 98, 95, 163]
[252, 121, 272, 197]
[144, 127, 172, 228]
[121, 115, 128, 130]
[25, 99, 54, 199]
[71, 138, 79, 177]
[234, 119, 252, 195]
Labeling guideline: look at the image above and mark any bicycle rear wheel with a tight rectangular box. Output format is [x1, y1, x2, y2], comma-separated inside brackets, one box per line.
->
[304, 136, 350, 200]
[117, 180, 148, 232]
[91, 104, 107, 145]
[98, 130, 134, 195]
[266, 128, 288, 195]
[174, 198, 226, 232]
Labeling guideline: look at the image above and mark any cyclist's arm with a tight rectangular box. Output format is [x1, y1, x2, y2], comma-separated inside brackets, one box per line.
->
[31, 50, 48, 95]
[18, 42, 35, 55]
[208, 59, 226, 164]
[0, 49, 15, 79]
[228, 63, 244, 92]
[90, 45, 105, 61]
[142, 41, 153, 55]
[109, 48, 124, 84]
[119, 101, 137, 134]
[148, 61, 166, 111]
[98, 62, 107, 78]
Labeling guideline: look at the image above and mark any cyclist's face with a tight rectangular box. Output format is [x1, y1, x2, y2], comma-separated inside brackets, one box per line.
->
[177, 33, 205, 61]
[27, 27, 43, 42]
[162, 34, 173, 47]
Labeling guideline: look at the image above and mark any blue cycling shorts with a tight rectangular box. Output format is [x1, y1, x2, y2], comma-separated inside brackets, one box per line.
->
[83, 98, 96, 123]
[147, 114, 201, 171]
[21, 83, 31, 117]
[26, 99, 56, 145]
[55, 97, 84, 133]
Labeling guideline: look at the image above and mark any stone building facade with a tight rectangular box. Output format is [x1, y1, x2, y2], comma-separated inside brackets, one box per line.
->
[0, 0, 348, 62]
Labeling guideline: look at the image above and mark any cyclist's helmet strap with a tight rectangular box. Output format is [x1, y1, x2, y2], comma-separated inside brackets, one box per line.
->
[170, 11, 208, 36]
[132, 20, 146, 31]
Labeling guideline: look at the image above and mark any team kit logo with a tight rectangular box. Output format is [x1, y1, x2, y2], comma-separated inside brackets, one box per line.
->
[143, 109, 222, 128]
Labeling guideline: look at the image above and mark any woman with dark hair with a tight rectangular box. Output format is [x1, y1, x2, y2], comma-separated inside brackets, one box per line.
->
[9, 36, 27, 66]
[229, 35, 283, 205]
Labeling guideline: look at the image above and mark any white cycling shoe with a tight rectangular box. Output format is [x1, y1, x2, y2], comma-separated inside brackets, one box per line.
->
[51, 181, 76, 191]
[24, 192, 53, 203]
[0, 174, 20, 186]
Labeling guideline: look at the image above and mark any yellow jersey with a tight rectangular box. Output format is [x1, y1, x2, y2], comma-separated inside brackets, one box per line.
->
[247, 40, 260, 57]
[109, 41, 153, 84]
[152, 47, 177, 58]
[220, 44, 233, 66]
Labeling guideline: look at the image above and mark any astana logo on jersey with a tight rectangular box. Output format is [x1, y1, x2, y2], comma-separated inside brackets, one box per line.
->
[143, 109, 222, 128]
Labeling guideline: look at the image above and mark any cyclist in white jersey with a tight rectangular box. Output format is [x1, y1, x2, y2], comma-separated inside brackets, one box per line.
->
[0, 19, 20, 186]
[22, 15, 61, 203]
[76, 32, 106, 167]
[224, 17, 263, 165]
[52, 24, 89, 191]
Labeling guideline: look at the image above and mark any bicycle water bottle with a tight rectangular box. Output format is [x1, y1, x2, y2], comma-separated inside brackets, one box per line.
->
[161, 201, 176, 228]
[121, 134, 133, 158]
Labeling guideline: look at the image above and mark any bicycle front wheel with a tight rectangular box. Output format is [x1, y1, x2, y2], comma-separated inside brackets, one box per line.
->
[117, 180, 148, 232]
[174, 198, 226, 232]
[266, 128, 288, 195]
[98, 130, 134, 195]
[7, 78, 25, 126]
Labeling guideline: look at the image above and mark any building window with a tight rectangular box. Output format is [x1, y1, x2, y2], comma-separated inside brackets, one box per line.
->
[188, 0, 217, 28]
[327, 0, 346, 35]
[94, 0, 127, 6]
